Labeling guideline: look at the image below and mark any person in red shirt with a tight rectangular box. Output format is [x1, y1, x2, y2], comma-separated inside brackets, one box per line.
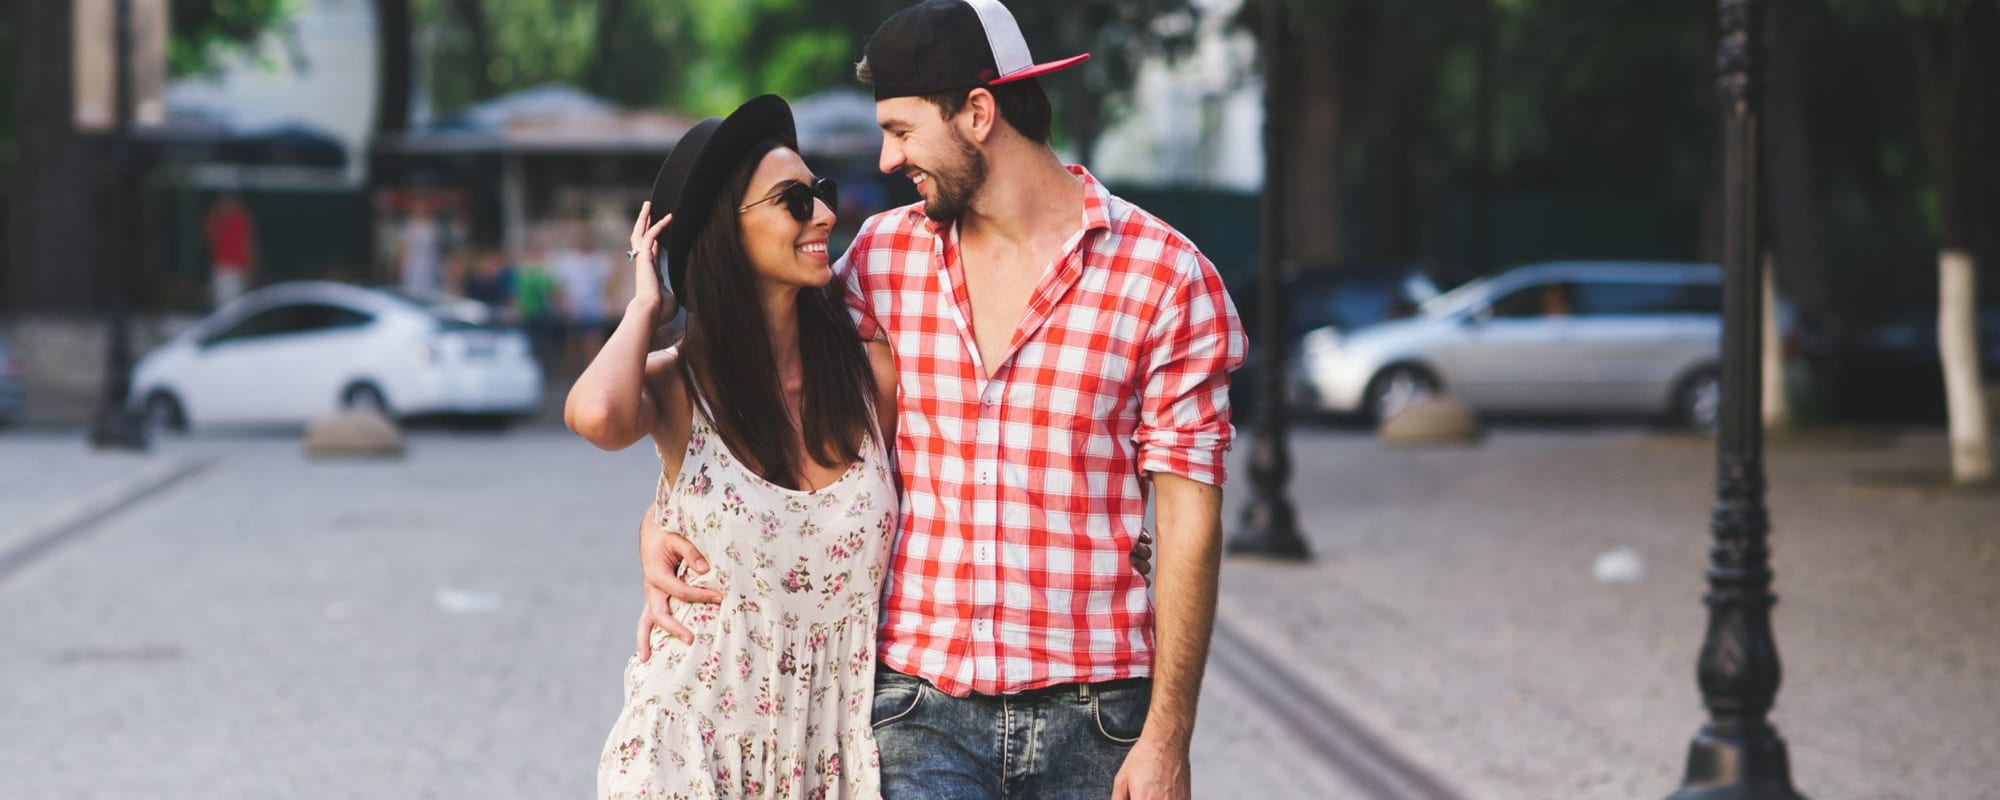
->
[201, 192, 256, 308]
[634, 3, 1245, 798]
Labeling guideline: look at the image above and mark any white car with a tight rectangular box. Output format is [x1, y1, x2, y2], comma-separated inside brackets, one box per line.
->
[131, 282, 543, 430]
[1294, 261, 1729, 427]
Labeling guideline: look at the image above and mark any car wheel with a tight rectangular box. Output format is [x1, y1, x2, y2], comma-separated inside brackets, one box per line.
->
[342, 383, 390, 416]
[1364, 365, 1439, 422]
[1674, 369, 1721, 431]
[143, 391, 187, 434]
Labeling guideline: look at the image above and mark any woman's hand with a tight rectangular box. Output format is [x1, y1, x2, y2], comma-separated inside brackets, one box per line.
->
[628, 202, 676, 325]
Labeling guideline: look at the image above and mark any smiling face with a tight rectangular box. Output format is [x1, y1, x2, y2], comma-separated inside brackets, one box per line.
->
[738, 147, 836, 291]
[875, 96, 988, 223]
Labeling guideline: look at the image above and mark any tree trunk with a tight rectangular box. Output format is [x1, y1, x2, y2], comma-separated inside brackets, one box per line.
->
[585, 0, 629, 101]
[1913, 12, 1992, 484]
[373, 0, 412, 134]
[1279, 8, 1361, 268]
[1356, 0, 1417, 267]
[1762, 0, 1827, 319]
[6, 0, 102, 311]
[450, 0, 494, 100]
[1762, 255, 1790, 429]
[1467, 0, 1497, 274]
[1939, 249, 1991, 482]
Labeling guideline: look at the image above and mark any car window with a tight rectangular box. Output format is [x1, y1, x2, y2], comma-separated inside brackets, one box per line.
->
[1573, 280, 1721, 316]
[1489, 282, 1576, 319]
[207, 303, 372, 345]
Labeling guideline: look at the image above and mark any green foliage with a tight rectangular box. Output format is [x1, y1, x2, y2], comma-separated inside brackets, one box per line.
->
[415, 0, 1199, 123]
[169, 0, 302, 76]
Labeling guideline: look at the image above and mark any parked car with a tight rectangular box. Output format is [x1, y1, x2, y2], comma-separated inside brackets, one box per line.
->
[1293, 261, 1729, 426]
[0, 336, 24, 425]
[130, 282, 543, 430]
[1229, 266, 1441, 418]
[1816, 305, 2000, 423]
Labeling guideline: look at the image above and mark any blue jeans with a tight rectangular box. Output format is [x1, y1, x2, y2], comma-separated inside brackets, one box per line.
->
[872, 667, 1151, 800]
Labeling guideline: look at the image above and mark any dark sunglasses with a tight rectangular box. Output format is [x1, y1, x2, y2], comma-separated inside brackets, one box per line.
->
[738, 178, 838, 222]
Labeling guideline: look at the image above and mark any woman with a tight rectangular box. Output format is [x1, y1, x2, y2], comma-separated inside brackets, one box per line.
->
[566, 95, 898, 799]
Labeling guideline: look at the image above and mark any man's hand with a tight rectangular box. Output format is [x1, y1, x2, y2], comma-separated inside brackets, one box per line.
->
[635, 504, 723, 662]
[1111, 733, 1191, 800]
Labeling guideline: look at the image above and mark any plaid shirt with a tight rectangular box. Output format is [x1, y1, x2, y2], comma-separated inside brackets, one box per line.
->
[839, 166, 1246, 697]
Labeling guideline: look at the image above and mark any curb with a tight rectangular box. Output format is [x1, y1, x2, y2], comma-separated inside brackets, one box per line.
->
[0, 454, 218, 582]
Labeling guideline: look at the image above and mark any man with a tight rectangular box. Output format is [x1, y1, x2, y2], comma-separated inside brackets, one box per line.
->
[200, 192, 256, 308]
[636, 2, 1244, 797]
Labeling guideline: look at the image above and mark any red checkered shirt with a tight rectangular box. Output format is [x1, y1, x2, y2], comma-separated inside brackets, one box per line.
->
[838, 166, 1246, 697]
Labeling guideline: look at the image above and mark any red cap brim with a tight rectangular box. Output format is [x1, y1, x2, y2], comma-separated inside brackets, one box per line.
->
[989, 53, 1091, 85]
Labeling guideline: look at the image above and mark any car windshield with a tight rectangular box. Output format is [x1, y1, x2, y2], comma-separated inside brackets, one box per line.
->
[380, 288, 504, 330]
[1419, 275, 1494, 318]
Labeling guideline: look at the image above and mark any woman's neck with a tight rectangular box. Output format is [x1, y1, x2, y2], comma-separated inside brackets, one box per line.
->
[761, 285, 803, 390]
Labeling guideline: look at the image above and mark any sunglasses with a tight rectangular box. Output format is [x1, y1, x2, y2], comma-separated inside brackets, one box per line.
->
[739, 178, 838, 222]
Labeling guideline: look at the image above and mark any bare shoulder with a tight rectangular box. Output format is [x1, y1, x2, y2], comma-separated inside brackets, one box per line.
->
[864, 339, 899, 440]
[643, 346, 691, 445]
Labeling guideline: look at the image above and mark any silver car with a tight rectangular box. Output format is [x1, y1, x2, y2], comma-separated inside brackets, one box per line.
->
[1294, 261, 1727, 426]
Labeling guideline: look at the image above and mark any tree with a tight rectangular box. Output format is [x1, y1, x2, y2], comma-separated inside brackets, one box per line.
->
[3, 0, 295, 311]
[1906, 0, 1994, 483]
[1830, 0, 1996, 481]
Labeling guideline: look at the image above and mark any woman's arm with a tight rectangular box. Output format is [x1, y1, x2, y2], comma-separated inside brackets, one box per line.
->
[564, 205, 673, 450]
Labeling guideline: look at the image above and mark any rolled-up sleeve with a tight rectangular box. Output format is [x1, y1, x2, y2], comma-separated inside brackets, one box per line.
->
[835, 242, 881, 341]
[1136, 248, 1247, 486]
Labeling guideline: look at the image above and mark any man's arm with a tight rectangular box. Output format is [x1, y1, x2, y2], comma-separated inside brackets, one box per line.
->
[1114, 473, 1222, 800]
[1117, 245, 1246, 799]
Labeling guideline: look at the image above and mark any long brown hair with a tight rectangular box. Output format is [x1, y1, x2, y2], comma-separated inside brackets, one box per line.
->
[675, 139, 874, 489]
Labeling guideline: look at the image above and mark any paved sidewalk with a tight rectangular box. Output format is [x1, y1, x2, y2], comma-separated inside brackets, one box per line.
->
[1218, 425, 2000, 799]
[0, 429, 1345, 799]
[5, 424, 1994, 798]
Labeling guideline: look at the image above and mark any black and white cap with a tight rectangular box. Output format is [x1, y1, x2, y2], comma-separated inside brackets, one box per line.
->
[863, 0, 1089, 100]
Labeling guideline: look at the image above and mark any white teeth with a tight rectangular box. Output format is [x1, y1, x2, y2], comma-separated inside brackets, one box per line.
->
[799, 243, 827, 254]
[912, 172, 927, 186]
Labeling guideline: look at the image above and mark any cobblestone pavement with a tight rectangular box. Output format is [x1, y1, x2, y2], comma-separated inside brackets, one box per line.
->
[1218, 423, 2000, 800]
[0, 428, 1355, 799]
[6, 422, 1992, 799]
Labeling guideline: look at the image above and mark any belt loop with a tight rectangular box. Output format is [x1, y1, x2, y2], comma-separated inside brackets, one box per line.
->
[1077, 682, 1091, 704]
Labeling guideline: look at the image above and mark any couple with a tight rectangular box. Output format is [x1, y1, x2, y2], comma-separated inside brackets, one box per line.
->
[566, 1, 1246, 798]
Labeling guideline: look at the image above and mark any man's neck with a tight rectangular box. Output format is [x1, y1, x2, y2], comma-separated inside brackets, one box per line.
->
[959, 148, 1084, 248]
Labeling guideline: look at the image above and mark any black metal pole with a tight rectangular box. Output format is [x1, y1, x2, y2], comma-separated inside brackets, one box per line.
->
[1227, 0, 1308, 561]
[89, 0, 148, 451]
[1668, 0, 1800, 796]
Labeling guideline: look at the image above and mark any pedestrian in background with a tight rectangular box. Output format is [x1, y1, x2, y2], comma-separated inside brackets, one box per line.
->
[514, 238, 564, 374]
[462, 244, 517, 316]
[394, 199, 445, 296]
[555, 222, 613, 372]
[200, 192, 257, 309]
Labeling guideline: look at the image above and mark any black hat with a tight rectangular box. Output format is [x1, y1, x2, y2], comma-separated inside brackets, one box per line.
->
[863, 0, 1089, 100]
[647, 94, 798, 307]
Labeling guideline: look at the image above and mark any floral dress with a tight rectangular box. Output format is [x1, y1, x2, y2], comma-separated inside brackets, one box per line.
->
[598, 397, 897, 800]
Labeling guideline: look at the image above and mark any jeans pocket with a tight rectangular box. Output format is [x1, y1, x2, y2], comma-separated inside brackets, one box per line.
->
[872, 674, 925, 729]
[1089, 682, 1151, 745]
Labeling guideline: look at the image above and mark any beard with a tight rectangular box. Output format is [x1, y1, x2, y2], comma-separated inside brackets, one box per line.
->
[919, 126, 988, 223]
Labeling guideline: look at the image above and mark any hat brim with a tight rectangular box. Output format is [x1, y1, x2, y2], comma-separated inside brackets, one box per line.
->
[646, 94, 798, 307]
[989, 53, 1090, 86]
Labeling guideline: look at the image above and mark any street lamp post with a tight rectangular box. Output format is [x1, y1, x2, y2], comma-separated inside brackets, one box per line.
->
[88, 0, 149, 451]
[1668, 0, 1802, 797]
[1227, 0, 1309, 562]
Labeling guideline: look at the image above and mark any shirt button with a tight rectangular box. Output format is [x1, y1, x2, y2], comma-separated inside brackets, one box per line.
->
[974, 544, 994, 563]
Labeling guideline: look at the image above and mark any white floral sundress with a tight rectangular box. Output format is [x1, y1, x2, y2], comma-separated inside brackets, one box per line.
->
[598, 394, 897, 800]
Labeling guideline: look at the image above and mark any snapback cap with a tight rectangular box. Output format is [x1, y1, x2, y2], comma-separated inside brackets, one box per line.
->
[863, 0, 1090, 100]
